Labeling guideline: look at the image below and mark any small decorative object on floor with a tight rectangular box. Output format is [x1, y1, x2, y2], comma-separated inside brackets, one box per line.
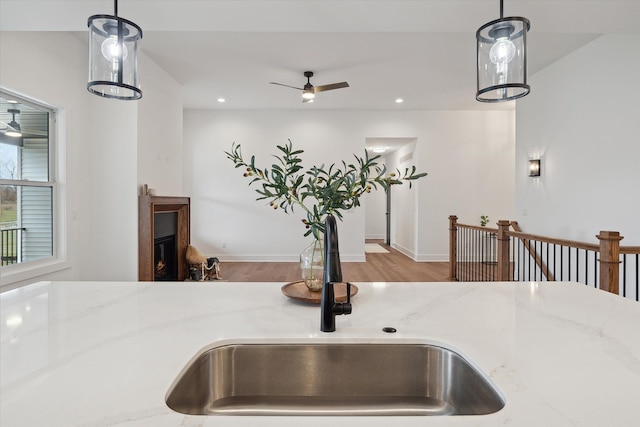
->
[226, 140, 427, 290]
[186, 245, 222, 281]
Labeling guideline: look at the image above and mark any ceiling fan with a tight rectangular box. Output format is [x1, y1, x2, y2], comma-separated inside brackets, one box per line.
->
[3, 109, 23, 136]
[269, 71, 349, 103]
[0, 109, 48, 147]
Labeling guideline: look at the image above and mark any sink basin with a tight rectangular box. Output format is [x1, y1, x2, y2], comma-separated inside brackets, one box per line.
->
[165, 343, 505, 416]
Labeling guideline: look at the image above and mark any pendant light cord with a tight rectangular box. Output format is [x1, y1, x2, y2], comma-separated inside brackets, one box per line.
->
[500, 0, 504, 18]
[114, 0, 118, 17]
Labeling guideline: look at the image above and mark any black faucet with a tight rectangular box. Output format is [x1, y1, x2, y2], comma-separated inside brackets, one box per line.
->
[321, 214, 352, 332]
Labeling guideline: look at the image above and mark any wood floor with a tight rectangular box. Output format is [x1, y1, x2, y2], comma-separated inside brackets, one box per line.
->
[218, 240, 450, 282]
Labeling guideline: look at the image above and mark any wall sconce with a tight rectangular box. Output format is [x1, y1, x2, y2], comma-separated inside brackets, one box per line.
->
[529, 159, 541, 177]
[476, 0, 530, 102]
[87, 0, 143, 100]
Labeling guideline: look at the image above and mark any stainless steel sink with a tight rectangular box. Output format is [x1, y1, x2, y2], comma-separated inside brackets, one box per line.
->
[165, 343, 505, 416]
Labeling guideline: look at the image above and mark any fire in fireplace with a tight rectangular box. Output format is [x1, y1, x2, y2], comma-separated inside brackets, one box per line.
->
[154, 235, 177, 281]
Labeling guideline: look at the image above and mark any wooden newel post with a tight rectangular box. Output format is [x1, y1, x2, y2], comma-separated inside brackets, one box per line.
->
[597, 231, 623, 295]
[449, 215, 458, 281]
[497, 220, 511, 281]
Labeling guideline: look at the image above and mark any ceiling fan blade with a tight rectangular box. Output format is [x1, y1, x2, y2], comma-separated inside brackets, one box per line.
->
[0, 120, 21, 133]
[1, 124, 47, 139]
[269, 82, 304, 91]
[313, 82, 349, 93]
[21, 129, 48, 138]
[0, 132, 24, 147]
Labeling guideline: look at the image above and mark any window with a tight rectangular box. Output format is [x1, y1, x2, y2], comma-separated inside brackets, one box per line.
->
[1, 90, 56, 271]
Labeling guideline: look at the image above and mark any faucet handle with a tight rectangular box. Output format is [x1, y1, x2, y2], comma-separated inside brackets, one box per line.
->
[340, 282, 352, 315]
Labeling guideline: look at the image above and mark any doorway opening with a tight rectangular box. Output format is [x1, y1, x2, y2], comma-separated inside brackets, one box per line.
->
[364, 137, 418, 251]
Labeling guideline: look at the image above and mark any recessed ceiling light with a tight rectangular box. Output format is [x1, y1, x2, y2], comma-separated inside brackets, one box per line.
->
[371, 146, 386, 153]
[7, 100, 18, 104]
[395, 98, 404, 104]
[217, 98, 226, 103]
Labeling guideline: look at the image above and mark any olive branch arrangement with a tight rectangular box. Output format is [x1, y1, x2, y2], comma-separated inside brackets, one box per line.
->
[225, 140, 427, 241]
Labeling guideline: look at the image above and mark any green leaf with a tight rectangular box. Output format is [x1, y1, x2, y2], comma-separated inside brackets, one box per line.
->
[227, 140, 426, 239]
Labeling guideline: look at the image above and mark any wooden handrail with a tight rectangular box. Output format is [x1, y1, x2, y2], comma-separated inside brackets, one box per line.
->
[448, 215, 640, 297]
[507, 221, 599, 251]
[509, 221, 555, 281]
[454, 223, 499, 233]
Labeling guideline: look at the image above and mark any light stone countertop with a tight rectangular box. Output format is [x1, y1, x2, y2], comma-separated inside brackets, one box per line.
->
[1, 280, 639, 426]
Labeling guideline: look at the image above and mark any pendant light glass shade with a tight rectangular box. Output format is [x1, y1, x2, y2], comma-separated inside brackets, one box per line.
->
[476, 1, 530, 102]
[87, 1, 142, 100]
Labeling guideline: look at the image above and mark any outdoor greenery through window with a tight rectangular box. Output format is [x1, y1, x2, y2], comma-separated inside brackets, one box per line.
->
[1, 90, 55, 267]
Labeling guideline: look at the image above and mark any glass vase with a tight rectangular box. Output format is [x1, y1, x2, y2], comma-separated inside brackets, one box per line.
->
[300, 238, 324, 291]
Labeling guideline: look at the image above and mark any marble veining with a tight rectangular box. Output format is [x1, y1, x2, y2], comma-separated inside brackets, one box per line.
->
[1, 280, 639, 426]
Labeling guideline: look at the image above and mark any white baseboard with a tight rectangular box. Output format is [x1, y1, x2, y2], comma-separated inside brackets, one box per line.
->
[213, 249, 444, 263]
[415, 254, 449, 262]
[365, 234, 386, 240]
[217, 253, 366, 263]
[216, 254, 298, 262]
[391, 243, 417, 261]
[391, 244, 448, 262]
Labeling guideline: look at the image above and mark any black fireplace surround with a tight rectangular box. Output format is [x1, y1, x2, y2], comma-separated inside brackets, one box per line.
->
[154, 212, 178, 281]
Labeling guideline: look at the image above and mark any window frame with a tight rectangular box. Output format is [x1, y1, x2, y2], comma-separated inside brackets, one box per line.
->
[0, 88, 67, 289]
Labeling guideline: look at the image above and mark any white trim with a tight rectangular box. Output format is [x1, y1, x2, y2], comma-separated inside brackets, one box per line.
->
[0, 258, 70, 291]
[365, 234, 386, 240]
[415, 254, 449, 262]
[0, 88, 65, 288]
[216, 253, 366, 263]
[392, 244, 448, 262]
[391, 242, 417, 261]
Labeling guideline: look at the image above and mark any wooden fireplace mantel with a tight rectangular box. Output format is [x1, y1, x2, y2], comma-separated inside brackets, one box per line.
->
[138, 195, 190, 281]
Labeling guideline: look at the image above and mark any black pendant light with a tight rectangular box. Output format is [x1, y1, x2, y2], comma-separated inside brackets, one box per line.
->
[87, 0, 142, 100]
[476, 0, 530, 102]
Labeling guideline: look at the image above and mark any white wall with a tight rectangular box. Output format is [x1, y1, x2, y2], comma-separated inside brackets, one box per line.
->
[0, 32, 140, 285]
[184, 109, 515, 262]
[516, 34, 640, 245]
[1, 32, 183, 289]
[1, 32, 92, 288]
[416, 110, 516, 261]
[0, 31, 515, 288]
[385, 140, 419, 258]
[364, 155, 387, 240]
[137, 55, 184, 196]
[184, 110, 367, 262]
[364, 188, 387, 240]
[84, 95, 138, 281]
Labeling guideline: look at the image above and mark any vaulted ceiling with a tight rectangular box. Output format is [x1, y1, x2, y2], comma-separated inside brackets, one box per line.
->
[1, 1, 639, 110]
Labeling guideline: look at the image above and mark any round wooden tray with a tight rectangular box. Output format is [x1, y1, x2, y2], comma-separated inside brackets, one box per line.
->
[281, 281, 358, 304]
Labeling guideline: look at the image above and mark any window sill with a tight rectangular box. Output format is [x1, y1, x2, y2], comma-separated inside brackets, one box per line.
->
[1, 258, 71, 291]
